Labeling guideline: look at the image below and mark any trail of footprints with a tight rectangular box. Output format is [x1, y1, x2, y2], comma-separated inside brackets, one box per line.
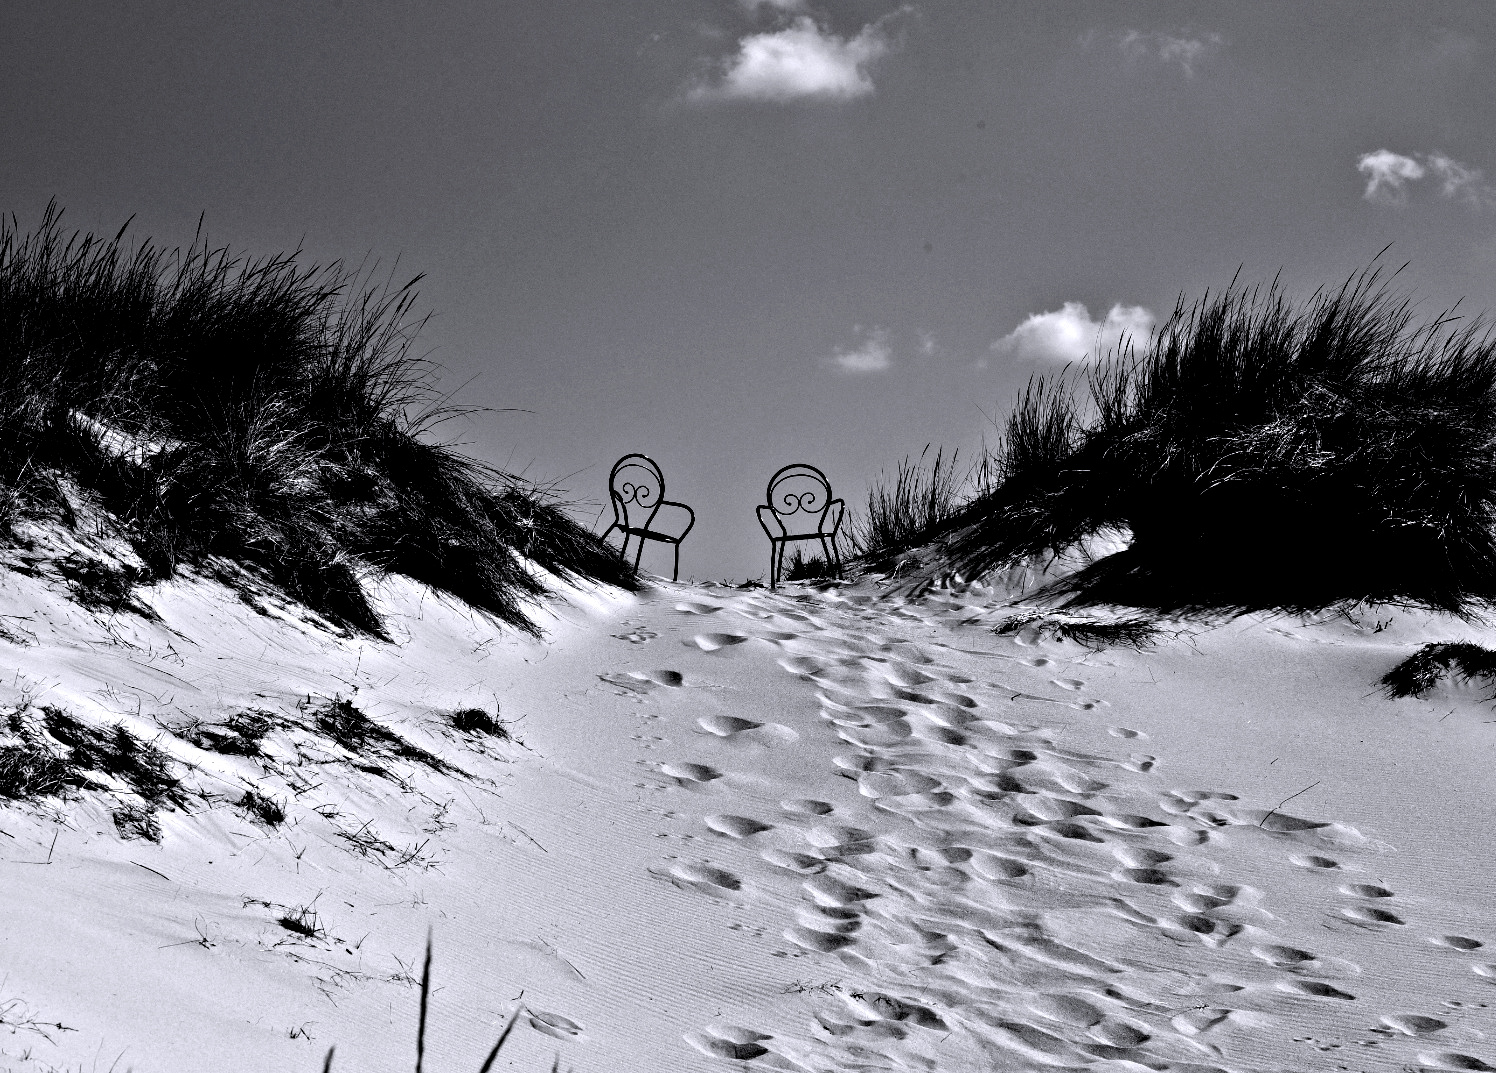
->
[632, 590, 1494, 1072]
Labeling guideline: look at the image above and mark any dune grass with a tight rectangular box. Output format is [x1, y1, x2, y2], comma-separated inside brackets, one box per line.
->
[922, 261, 1496, 615]
[1380, 642, 1496, 699]
[850, 446, 967, 571]
[0, 202, 633, 636]
[321, 937, 557, 1073]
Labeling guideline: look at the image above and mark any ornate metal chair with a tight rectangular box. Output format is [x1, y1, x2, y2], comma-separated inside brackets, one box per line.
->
[756, 463, 844, 589]
[602, 453, 695, 581]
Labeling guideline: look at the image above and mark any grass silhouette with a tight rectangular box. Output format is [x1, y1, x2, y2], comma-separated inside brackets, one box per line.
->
[904, 260, 1496, 616]
[0, 202, 634, 636]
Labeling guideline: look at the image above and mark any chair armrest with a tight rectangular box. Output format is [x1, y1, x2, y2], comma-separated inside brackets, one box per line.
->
[662, 499, 695, 540]
[819, 499, 845, 535]
[757, 505, 785, 538]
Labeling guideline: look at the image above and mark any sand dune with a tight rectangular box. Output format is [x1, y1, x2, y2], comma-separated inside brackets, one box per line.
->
[2, 547, 1495, 1071]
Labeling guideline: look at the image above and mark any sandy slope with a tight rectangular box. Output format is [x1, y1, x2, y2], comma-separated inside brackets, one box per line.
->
[2, 535, 1495, 1072]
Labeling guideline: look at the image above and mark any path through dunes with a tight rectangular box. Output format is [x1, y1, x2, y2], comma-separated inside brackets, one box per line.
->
[504, 581, 1496, 1072]
[2, 563, 1495, 1072]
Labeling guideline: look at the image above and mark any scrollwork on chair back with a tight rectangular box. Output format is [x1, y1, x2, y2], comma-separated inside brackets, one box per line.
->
[610, 455, 665, 531]
[766, 464, 832, 536]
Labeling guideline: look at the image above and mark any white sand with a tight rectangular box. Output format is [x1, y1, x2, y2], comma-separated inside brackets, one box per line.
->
[2, 529, 1494, 1072]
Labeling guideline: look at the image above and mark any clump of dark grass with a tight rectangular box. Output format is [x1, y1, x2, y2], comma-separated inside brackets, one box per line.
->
[1380, 641, 1496, 698]
[991, 610, 1161, 650]
[309, 696, 453, 774]
[41, 706, 185, 806]
[239, 788, 286, 826]
[783, 548, 836, 582]
[55, 553, 154, 617]
[850, 446, 966, 570]
[112, 800, 161, 841]
[0, 725, 74, 800]
[934, 259, 1496, 616]
[179, 709, 277, 757]
[0, 202, 634, 637]
[277, 903, 326, 940]
[450, 707, 510, 739]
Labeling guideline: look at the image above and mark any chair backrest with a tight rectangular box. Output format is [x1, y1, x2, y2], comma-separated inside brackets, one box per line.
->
[764, 463, 833, 537]
[609, 454, 665, 532]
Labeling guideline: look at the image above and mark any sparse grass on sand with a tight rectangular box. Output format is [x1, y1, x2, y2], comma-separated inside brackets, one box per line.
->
[1380, 641, 1496, 698]
[0, 703, 184, 839]
[879, 260, 1496, 616]
[850, 445, 966, 571]
[321, 938, 559, 1073]
[990, 610, 1161, 650]
[0, 202, 634, 637]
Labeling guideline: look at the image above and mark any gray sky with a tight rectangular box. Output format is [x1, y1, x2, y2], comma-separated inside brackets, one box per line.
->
[5, 2, 1495, 581]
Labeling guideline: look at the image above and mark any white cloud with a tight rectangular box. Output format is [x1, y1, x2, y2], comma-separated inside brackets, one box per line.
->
[829, 326, 892, 373]
[739, 0, 807, 12]
[1117, 30, 1223, 76]
[1426, 152, 1496, 207]
[1357, 149, 1493, 208]
[991, 302, 1154, 364]
[1358, 149, 1425, 204]
[690, 16, 889, 103]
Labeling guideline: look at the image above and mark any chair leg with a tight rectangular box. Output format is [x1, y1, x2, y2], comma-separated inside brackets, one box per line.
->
[633, 534, 647, 574]
[672, 543, 680, 583]
[827, 534, 843, 579]
[769, 542, 780, 589]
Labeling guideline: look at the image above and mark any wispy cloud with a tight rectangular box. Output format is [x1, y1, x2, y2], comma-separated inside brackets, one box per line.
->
[1116, 29, 1224, 76]
[991, 302, 1153, 364]
[739, 0, 808, 12]
[1357, 149, 1494, 208]
[828, 326, 893, 373]
[1357, 149, 1425, 205]
[1426, 153, 1495, 207]
[689, 14, 897, 103]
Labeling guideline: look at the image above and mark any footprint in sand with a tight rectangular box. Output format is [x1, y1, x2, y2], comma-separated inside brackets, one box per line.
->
[665, 860, 742, 891]
[784, 924, 856, 952]
[660, 761, 723, 783]
[1417, 1052, 1496, 1071]
[780, 798, 834, 816]
[1381, 1014, 1449, 1036]
[971, 851, 1029, 880]
[686, 632, 750, 652]
[1276, 979, 1356, 1000]
[1051, 677, 1086, 691]
[857, 771, 942, 799]
[760, 848, 827, 874]
[1340, 883, 1394, 898]
[697, 715, 799, 744]
[704, 814, 774, 838]
[598, 669, 685, 693]
[675, 601, 724, 615]
[1028, 994, 1103, 1028]
[1341, 905, 1404, 925]
[1290, 853, 1341, 869]
[683, 1026, 771, 1062]
[613, 628, 658, 644]
[803, 824, 876, 858]
[527, 1010, 585, 1040]
[1107, 726, 1146, 739]
[1431, 935, 1485, 950]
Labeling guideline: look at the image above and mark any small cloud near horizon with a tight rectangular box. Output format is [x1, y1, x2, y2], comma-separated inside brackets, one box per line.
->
[828, 326, 893, 373]
[739, 0, 808, 11]
[1116, 29, 1223, 76]
[688, 13, 901, 103]
[1358, 149, 1494, 208]
[991, 302, 1154, 364]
